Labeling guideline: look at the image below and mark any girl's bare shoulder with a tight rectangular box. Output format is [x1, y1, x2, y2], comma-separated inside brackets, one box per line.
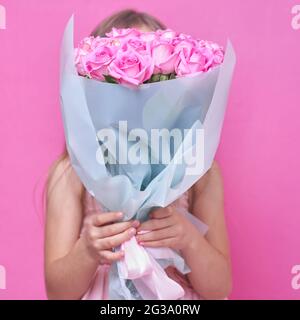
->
[189, 161, 225, 228]
[46, 153, 84, 201]
[191, 160, 223, 195]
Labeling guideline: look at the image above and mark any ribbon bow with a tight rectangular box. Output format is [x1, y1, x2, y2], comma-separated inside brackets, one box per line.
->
[118, 232, 185, 300]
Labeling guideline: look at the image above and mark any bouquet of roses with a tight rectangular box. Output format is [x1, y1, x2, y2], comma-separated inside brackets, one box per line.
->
[60, 16, 236, 300]
[74, 27, 224, 87]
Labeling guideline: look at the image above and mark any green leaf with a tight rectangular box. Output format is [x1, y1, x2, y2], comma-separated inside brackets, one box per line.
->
[150, 74, 161, 82]
[159, 74, 169, 81]
[145, 73, 177, 84]
[103, 75, 118, 84]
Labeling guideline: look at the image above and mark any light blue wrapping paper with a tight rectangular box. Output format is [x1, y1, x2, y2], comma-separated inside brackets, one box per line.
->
[59, 16, 236, 299]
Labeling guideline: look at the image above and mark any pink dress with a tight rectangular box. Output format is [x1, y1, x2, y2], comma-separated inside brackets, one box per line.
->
[81, 190, 205, 300]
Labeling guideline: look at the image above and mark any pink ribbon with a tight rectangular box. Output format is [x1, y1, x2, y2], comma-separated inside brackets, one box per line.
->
[118, 232, 185, 300]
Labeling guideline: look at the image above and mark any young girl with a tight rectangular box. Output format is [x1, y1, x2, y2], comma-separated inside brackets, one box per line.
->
[44, 9, 232, 300]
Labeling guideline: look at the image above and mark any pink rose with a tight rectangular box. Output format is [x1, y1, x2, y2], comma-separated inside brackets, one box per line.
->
[76, 36, 99, 53]
[177, 32, 193, 40]
[75, 37, 117, 78]
[75, 36, 99, 74]
[151, 41, 178, 74]
[82, 45, 116, 80]
[106, 28, 141, 42]
[174, 38, 197, 54]
[198, 40, 224, 66]
[108, 49, 153, 87]
[121, 37, 148, 53]
[175, 40, 224, 76]
[140, 31, 157, 42]
[175, 48, 207, 76]
[157, 29, 178, 42]
[75, 50, 88, 76]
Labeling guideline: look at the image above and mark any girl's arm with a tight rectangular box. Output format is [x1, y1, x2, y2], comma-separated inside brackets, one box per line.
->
[180, 161, 232, 299]
[45, 158, 97, 299]
[136, 161, 232, 299]
[44, 158, 139, 300]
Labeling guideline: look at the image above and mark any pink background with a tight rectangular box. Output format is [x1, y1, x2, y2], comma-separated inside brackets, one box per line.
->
[0, 0, 300, 299]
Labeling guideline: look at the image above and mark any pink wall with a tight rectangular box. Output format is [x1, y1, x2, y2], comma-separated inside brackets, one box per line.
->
[0, 0, 300, 299]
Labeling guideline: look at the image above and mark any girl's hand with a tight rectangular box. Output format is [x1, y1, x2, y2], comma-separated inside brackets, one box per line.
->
[136, 206, 199, 250]
[80, 211, 140, 265]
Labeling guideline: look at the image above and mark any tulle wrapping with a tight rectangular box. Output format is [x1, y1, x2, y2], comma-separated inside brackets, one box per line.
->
[60, 16, 236, 300]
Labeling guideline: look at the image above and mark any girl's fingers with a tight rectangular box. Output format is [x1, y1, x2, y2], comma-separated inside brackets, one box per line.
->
[139, 237, 177, 248]
[150, 207, 173, 219]
[136, 226, 177, 242]
[96, 227, 137, 250]
[92, 211, 123, 226]
[97, 220, 140, 238]
[137, 216, 173, 232]
[99, 250, 125, 263]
